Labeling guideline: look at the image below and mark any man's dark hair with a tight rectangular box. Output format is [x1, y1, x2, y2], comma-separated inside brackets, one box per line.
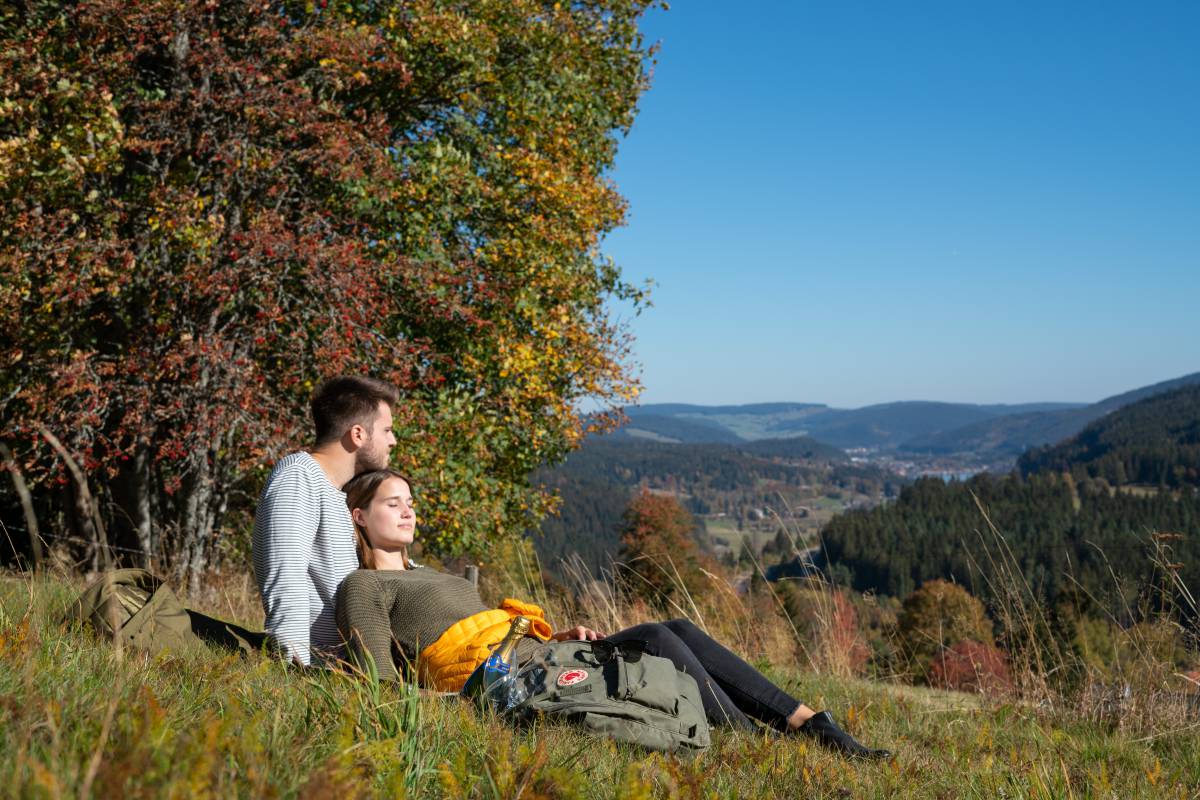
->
[310, 376, 399, 446]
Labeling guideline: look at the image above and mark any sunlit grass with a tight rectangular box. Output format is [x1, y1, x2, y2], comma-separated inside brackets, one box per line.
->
[2, 571, 1196, 798]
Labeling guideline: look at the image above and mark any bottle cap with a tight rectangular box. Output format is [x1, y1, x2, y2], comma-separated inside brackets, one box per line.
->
[512, 616, 531, 635]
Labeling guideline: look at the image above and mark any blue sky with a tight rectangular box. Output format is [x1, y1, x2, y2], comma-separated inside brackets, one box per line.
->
[601, 1, 1200, 408]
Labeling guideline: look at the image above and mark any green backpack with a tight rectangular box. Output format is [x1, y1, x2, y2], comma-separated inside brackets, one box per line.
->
[68, 568, 268, 655]
[504, 640, 711, 753]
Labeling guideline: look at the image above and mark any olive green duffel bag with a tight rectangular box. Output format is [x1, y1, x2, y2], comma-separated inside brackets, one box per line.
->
[505, 639, 711, 753]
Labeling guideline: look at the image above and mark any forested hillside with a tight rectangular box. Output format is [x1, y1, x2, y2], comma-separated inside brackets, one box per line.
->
[820, 473, 1200, 622]
[902, 371, 1200, 458]
[769, 401, 1003, 448]
[626, 399, 1089, 450]
[623, 403, 828, 442]
[1018, 383, 1200, 489]
[737, 436, 848, 461]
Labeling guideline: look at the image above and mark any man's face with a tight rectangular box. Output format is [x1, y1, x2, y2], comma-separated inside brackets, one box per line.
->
[354, 401, 396, 473]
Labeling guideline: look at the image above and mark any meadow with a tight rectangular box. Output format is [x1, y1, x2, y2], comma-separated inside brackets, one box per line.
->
[1, 565, 1196, 799]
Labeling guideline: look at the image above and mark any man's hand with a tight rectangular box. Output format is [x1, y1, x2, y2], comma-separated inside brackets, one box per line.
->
[550, 625, 604, 642]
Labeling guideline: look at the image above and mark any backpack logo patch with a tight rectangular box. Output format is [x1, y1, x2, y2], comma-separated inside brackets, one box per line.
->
[557, 669, 588, 687]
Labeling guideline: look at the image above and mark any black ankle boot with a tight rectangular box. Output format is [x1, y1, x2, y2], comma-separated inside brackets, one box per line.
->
[798, 711, 892, 760]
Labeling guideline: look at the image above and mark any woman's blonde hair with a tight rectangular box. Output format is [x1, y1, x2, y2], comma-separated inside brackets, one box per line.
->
[343, 468, 414, 569]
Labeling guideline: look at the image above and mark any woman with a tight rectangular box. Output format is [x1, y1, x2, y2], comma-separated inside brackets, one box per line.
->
[335, 468, 890, 759]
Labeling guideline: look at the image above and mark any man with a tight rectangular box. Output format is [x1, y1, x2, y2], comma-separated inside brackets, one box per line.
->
[252, 375, 398, 665]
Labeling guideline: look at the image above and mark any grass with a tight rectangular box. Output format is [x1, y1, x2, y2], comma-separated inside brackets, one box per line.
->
[2, 570, 1197, 799]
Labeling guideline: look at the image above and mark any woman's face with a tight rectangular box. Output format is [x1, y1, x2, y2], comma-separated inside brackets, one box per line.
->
[353, 476, 416, 550]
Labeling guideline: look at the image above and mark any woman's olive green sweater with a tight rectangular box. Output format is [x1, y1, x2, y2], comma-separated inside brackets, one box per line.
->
[335, 567, 538, 682]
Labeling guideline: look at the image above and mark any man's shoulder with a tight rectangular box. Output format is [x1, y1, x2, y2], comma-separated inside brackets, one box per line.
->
[271, 451, 319, 474]
[256, 453, 325, 513]
[263, 452, 322, 487]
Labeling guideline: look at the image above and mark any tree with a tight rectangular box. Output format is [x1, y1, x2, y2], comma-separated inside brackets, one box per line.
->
[895, 580, 994, 681]
[0, 0, 658, 588]
[617, 490, 708, 604]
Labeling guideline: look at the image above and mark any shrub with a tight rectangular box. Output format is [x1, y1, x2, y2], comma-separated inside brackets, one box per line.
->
[0, 0, 655, 583]
[776, 579, 870, 678]
[926, 639, 1012, 694]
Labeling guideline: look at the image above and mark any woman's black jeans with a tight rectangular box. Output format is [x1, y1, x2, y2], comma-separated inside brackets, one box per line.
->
[603, 619, 799, 732]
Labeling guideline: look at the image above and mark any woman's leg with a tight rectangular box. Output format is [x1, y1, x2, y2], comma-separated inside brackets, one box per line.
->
[604, 620, 891, 757]
[658, 618, 801, 730]
[658, 619, 891, 759]
[603, 623, 758, 731]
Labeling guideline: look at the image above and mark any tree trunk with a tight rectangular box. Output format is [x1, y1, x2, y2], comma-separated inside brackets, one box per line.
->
[178, 440, 234, 597]
[107, 440, 157, 568]
[1, 444, 41, 569]
[132, 445, 154, 567]
[41, 427, 110, 571]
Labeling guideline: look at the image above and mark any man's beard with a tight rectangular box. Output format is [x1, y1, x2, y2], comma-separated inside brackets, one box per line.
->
[354, 437, 388, 473]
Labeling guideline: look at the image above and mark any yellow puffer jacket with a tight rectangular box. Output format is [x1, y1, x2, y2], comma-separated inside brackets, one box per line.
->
[418, 598, 553, 691]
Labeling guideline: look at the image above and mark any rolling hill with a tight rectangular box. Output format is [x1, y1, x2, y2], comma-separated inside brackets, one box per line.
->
[624, 399, 1088, 449]
[622, 403, 828, 442]
[608, 414, 745, 444]
[616, 372, 1200, 461]
[767, 401, 1005, 448]
[901, 371, 1200, 458]
[620, 399, 1096, 451]
[1018, 382, 1200, 488]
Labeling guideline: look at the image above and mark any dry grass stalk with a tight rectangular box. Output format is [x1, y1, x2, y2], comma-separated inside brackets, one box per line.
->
[964, 491, 1198, 733]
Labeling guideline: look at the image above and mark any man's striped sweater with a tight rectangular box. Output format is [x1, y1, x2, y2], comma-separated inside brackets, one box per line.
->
[252, 451, 359, 665]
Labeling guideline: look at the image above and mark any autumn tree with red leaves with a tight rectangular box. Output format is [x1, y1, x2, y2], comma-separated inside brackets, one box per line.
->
[618, 490, 712, 604]
[0, 0, 657, 589]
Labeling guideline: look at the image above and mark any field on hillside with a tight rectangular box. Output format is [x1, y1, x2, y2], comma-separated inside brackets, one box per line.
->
[702, 489, 868, 563]
[2, 571, 1197, 799]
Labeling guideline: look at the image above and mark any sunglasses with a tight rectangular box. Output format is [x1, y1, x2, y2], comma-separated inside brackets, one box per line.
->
[591, 639, 647, 664]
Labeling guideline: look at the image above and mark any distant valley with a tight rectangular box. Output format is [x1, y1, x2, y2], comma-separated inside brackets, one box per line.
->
[533, 436, 896, 578]
[532, 371, 1200, 582]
